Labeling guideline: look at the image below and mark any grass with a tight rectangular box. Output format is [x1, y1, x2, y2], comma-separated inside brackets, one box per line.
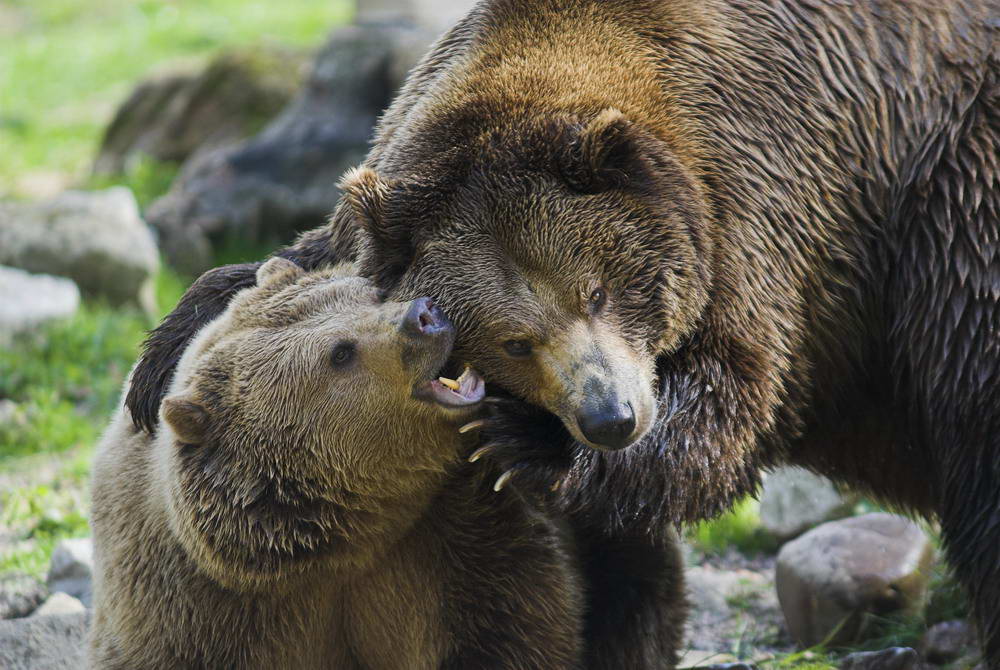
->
[689, 495, 779, 556]
[0, 0, 353, 197]
[88, 156, 180, 210]
[0, 269, 189, 575]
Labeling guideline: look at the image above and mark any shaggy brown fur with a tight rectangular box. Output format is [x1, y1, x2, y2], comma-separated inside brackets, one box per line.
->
[127, 0, 1000, 663]
[91, 259, 591, 669]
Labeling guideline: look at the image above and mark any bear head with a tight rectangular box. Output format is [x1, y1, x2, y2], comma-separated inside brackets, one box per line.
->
[156, 258, 485, 586]
[343, 108, 711, 451]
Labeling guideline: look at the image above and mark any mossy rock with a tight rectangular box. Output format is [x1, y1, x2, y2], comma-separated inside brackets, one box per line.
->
[93, 45, 309, 176]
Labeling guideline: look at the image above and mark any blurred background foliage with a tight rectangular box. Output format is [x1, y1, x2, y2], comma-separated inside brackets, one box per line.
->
[0, 0, 352, 195]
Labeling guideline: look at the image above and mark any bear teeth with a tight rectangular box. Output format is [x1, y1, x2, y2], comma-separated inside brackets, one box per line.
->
[438, 377, 460, 392]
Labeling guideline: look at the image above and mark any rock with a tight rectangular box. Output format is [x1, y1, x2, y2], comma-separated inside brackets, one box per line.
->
[46, 538, 93, 608]
[93, 47, 308, 175]
[14, 172, 72, 200]
[920, 620, 978, 665]
[0, 189, 158, 310]
[357, 0, 476, 35]
[776, 513, 935, 647]
[759, 466, 855, 541]
[0, 266, 80, 343]
[0, 611, 90, 670]
[31, 593, 84, 618]
[840, 647, 922, 670]
[145, 21, 436, 274]
[0, 574, 47, 620]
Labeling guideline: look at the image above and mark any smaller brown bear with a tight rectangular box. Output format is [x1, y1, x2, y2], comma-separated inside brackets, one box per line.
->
[89, 258, 585, 670]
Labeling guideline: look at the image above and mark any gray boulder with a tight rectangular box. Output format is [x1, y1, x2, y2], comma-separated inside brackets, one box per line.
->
[776, 513, 935, 647]
[0, 189, 158, 310]
[145, 19, 445, 274]
[759, 466, 855, 541]
[0, 266, 79, 344]
[31, 594, 85, 619]
[46, 539, 93, 609]
[0, 574, 48, 620]
[0, 611, 90, 670]
[93, 47, 307, 175]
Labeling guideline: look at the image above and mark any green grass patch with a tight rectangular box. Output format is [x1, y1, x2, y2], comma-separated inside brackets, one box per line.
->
[0, 481, 91, 576]
[0, 269, 189, 577]
[689, 496, 779, 556]
[0, 267, 188, 461]
[87, 156, 180, 210]
[0, 0, 353, 195]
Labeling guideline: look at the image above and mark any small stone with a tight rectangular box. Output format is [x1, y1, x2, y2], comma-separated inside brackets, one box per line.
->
[0, 611, 90, 670]
[0, 188, 159, 310]
[46, 538, 94, 608]
[32, 592, 85, 617]
[759, 466, 855, 541]
[0, 574, 47, 620]
[775, 513, 935, 647]
[0, 266, 80, 344]
[840, 647, 921, 670]
[920, 620, 978, 665]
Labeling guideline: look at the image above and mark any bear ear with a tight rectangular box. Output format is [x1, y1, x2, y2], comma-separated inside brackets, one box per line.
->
[162, 395, 212, 446]
[340, 167, 394, 231]
[559, 108, 650, 194]
[340, 167, 413, 286]
[256, 257, 304, 288]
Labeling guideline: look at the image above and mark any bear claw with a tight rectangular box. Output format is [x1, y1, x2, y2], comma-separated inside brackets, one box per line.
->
[493, 469, 516, 492]
[459, 419, 488, 434]
[468, 444, 498, 463]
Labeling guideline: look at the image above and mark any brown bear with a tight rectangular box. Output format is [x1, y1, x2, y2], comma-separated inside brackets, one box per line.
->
[125, 0, 1000, 664]
[91, 258, 601, 669]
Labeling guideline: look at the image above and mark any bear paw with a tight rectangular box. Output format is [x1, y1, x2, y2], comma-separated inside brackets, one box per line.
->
[460, 397, 576, 494]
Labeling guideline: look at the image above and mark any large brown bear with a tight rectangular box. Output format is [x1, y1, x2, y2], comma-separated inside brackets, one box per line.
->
[126, 0, 1000, 664]
[92, 259, 615, 669]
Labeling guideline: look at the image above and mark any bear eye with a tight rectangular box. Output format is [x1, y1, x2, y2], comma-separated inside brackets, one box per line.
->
[588, 286, 608, 313]
[330, 341, 356, 368]
[503, 339, 533, 358]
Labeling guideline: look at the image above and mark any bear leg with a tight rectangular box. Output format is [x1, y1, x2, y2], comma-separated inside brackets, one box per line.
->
[886, 68, 1000, 667]
[574, 520, 687, 670]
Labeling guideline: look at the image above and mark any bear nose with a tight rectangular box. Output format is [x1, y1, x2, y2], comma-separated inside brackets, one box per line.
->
[576, 401, 636, 450]
[401, 297, 451, 338]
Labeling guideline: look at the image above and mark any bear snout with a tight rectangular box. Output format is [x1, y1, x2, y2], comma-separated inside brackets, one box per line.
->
[401, 297, 453, 339]
[576, 398, 637, 450]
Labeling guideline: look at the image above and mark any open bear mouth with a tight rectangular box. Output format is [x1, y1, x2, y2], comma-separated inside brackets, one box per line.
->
[417, 366, 486, 408]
